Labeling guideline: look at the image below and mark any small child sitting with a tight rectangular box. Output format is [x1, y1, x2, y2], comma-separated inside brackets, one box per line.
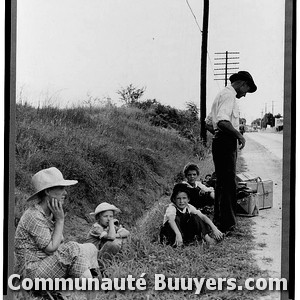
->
[160, 183, 223, 247]
[182, 163, 215, 210]
[86, 202, 130, 260]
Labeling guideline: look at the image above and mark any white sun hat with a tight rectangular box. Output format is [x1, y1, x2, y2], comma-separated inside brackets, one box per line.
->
[27, 167, 78, 201]
[90, 202, 121, 216]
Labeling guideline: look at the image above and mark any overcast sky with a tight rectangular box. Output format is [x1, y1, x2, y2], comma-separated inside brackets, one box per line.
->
[16, 0, 285, 123]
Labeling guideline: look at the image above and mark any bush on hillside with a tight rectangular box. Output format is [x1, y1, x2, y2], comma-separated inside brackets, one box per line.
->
[116, 84, 203, 143]
[129, 98, 202, 143]
[117, 84, 146, 105]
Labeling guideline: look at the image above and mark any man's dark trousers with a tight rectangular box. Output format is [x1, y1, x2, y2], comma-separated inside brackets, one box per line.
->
[212, 132, 237, 232]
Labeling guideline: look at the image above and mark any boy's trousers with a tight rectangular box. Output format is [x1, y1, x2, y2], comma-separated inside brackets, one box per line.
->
[160, 211, 210, 245]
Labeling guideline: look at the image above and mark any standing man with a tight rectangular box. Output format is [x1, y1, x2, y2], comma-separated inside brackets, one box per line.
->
[210, 71, 257, 233]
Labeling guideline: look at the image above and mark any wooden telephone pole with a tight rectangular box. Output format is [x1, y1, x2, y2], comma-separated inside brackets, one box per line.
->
[200, 0, 209, 143]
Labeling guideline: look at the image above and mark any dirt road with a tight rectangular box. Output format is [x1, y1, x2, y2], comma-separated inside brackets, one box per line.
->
[240, 131, 283, 300]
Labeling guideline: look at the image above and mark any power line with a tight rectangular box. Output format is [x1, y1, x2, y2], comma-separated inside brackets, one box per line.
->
[185, 0, 202, 33]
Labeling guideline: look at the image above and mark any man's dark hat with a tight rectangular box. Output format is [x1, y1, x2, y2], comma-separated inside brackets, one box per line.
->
[229, 71, 257, 93]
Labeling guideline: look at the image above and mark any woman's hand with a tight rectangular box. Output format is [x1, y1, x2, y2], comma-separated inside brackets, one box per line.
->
[47, 198, 64, 222]
[173, 233, 183, 247]
[45, 198, 65, 253]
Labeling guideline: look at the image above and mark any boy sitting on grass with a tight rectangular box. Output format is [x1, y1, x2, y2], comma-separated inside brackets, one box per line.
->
[86, 202, 130, 260]
[182, 163, 215, 210]
[160, 183, 223, 247]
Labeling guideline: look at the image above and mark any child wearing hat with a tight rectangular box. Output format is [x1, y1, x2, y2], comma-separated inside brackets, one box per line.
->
[86, 202, 130, 260]
[182, 163, 215, 210]
[160, 183, 223, 247]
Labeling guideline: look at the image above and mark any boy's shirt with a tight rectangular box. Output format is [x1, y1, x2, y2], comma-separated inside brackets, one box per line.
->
[163, 203, 199, 224]
[86, 223, 108, 248]
[86, 222, 122, 249]
[87, 223, 107, 238]
[182, 180, 214, 193]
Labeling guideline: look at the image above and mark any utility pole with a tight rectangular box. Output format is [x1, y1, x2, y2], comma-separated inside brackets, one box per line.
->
[200, 0, 209, 144]
[214, 51, 240, 86]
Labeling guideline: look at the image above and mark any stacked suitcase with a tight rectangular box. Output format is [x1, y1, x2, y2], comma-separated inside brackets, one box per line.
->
[236, 172, 273, 216]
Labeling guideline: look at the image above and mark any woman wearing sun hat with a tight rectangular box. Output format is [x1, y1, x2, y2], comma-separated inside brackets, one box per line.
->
[14, 167, 99, 280]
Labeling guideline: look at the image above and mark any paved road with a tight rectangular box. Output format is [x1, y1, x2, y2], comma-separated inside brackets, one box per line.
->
[244, 131, 283, 160]
[240, 131, 283, 300]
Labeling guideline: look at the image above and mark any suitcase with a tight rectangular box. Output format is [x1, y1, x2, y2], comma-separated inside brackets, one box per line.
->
[236, 172, 259, 182]
[236, 193, 259, 217]
[236, 173, 273, 210]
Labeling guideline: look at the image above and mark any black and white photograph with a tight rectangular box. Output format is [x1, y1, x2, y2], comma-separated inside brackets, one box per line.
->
[4, 0, 295, 299]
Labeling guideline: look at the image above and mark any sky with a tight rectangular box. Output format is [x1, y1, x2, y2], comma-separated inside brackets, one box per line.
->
[16, 0, 285, 123]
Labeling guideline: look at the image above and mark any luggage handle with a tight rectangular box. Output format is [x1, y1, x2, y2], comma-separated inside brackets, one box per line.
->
[255, 177, 266, 207]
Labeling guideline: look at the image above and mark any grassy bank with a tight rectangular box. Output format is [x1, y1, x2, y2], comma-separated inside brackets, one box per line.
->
[14, 103, 268, 300]
[15, 103, 211, 238]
